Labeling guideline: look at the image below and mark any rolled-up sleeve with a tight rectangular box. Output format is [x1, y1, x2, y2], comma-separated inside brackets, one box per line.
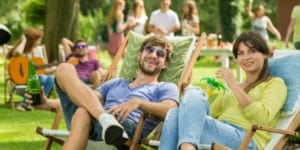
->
[242, 78, 287, 125]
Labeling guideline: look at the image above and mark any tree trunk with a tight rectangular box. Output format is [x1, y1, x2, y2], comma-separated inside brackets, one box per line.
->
[44, 0, 79, 62]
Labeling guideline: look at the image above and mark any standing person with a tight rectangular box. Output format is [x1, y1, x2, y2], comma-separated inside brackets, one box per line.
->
[159, 32, 287, 150]
[108, 0, 135, 57]
[247, 0, 281, 41]
[127, 0, 148, 34]
[181, 0, 200, 36]
[6, 28, 55, 111]
[285, 4, 300, 49]
[148, 0, 180, 37]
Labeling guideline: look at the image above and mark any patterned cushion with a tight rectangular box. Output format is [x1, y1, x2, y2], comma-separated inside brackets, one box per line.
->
[119, 31, 195, 84]
[268, 53, 300, 115]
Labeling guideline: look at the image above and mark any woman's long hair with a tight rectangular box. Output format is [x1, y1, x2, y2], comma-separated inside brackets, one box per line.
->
[232, 31, 272, 93]
[133, 0, 146, 18]
[182, 0, 198, 21]
[6, 28, 43, 59]
[108, 0, 125, 27]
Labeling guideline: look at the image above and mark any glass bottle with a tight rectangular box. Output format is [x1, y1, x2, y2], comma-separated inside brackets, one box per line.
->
[27, 61, 41, 106]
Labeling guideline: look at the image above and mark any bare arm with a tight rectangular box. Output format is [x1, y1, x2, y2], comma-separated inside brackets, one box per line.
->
[116, 14, 133, 33]
[247, 0, 255, 20]
[285, 18, 296, 48]
[108, 98, 178, 122]
[61, 37, 74, 56]
[137, 99, 177, 119]
[267, 17, 281, 40]
[216, 68, 254, 108]
[25, 89, 61, 112]
[168, 25, 181, 34]
[148, 24, 156, 34]
[13, 35, 27, 56]
[184, 22, 200, 35]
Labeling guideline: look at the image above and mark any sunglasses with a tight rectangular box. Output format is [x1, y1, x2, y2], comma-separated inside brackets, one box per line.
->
[143, 45, 166, 58]
[76, 44, 87, 49]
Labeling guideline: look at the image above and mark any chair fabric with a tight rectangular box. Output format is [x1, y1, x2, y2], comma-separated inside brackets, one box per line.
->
[268, 51, 300, 115]
[263, 50, 300, 149]
[119, 31, 195, 84]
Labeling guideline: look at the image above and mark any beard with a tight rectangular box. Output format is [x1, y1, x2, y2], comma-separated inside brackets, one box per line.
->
[75, 50, 87, 57]
[138, 58, 162, 76]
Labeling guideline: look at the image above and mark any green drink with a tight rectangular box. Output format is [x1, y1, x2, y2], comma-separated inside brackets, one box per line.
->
[27, 61, 41, 106]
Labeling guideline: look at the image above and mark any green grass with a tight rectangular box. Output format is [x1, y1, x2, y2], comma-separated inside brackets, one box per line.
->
[0, 50, 235, 149]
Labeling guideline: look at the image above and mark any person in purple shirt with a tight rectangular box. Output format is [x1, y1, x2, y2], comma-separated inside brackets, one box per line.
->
[63, 39, 106, 88]
[26, 35, 179, 149]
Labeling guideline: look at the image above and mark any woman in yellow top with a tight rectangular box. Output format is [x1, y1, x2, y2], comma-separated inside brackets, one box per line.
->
[159, 31, 287, 150]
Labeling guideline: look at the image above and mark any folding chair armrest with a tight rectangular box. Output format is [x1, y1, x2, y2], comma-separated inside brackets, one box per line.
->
[252, 125, 296, 136]
[36, 126, 65, 146]
[239, 124, 297, 150]
[211, 142, 232, 150]
[130, 113, 147, 150]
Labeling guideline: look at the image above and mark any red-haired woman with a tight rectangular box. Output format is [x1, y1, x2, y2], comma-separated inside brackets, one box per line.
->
[7, 28, 55, 111]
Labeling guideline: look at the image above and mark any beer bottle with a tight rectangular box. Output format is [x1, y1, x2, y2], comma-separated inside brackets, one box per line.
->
[27, 61, 41, 106]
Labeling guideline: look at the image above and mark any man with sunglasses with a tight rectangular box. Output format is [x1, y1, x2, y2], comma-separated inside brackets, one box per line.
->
[28, 35, 179, 149]
[63, 39, 106, 88]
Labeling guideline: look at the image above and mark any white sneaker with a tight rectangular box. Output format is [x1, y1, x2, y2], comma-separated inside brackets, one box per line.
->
[98, 113, 125, 145]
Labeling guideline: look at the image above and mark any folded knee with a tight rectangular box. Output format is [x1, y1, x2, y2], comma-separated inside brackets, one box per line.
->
[181, 87, 207, 103]
[55, 63, 76, 80]
[165, 108, 179, 122]
[72, 107, 91, 125]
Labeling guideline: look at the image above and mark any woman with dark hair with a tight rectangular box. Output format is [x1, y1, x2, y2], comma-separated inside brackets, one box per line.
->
[159, 31, 287, 150]
[181, 0, 200, 36]
[7, 28, 55, 111]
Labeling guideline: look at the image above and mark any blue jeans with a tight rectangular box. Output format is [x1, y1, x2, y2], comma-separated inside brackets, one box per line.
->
[159, 87, 257, 150]
[21, 75, 55, 105]
[294, 41, 300, 50]
[38, 75, 55, 96]
[54, 80, 136, 141]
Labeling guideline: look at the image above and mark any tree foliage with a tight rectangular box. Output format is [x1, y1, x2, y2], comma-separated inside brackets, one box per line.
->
[2, 0, 279, 45]
[22, 0, 46, 27]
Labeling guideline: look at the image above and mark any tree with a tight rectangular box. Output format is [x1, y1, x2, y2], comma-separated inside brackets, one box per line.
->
[45, 0, 80, 62]
[218, 0, 242, 42]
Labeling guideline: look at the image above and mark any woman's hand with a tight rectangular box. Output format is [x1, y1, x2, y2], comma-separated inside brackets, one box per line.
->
[215, 68, 237, 87]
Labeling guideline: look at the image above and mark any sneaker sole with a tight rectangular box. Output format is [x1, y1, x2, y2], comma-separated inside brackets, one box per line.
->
[104, 125, 124, 145]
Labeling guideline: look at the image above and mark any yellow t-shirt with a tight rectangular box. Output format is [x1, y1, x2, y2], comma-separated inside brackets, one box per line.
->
[292, 5, 300, 42]
[211, 77, 287, 150]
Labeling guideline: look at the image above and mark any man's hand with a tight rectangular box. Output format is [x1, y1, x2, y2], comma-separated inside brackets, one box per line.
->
[25, 87, 48, 110]
[156, 28, 168, 35]
[108, 98, 141, 123]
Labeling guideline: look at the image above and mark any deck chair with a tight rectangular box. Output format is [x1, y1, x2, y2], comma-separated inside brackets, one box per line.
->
[35, 31, 204, 150]
[3, 44, 27, 109]
[5, 45, 53, 109]
[210, 50, 300, 150]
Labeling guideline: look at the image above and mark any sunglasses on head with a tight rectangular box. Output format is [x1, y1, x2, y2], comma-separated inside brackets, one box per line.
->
[143, 45, 166, 58]
[76, 44, 87, 49]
